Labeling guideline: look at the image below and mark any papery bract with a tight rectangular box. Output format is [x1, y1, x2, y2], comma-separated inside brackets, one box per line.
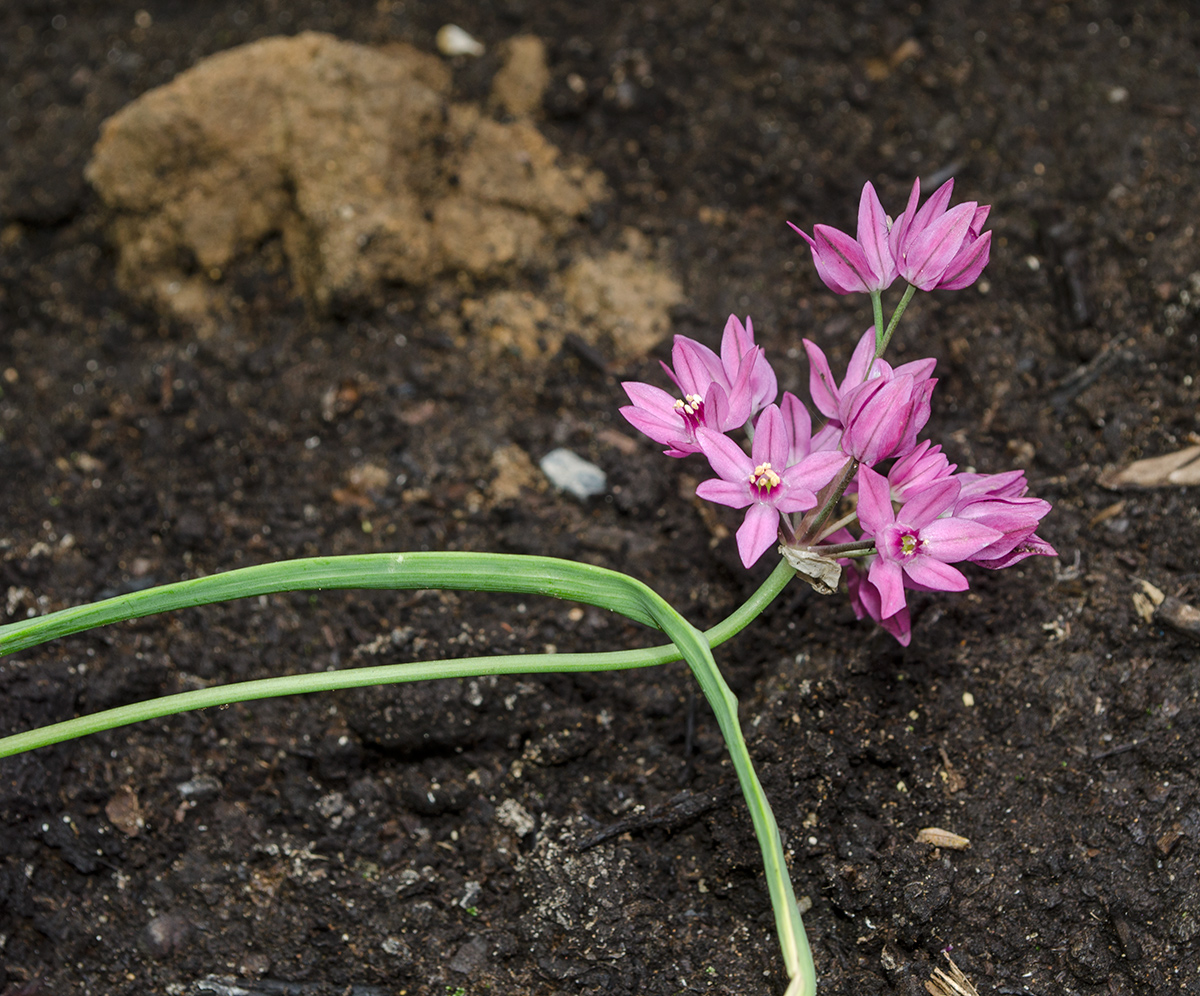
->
[789, 182, 897, 294]
[696, 406, 848, 568]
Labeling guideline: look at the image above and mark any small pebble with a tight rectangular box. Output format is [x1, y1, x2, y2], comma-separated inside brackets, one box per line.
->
[141, 912, 192, 957]
[539, 448, 606, 499]
[437, 24, 485, 57]
[962, 691, 975, 707]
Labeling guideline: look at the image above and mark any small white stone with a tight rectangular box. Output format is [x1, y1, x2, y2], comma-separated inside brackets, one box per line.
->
[540, 448, 607, 499]
[437, 24, 485, 57]
[962, 691, 975, 707]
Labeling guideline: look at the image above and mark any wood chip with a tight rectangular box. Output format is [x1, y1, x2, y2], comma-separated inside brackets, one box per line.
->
[1100, 445, 1200, 488]
[916, 827, 971, 850]
[1157, 596, 1200, 643]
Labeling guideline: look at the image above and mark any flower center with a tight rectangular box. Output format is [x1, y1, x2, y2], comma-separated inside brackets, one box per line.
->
[673, 393, 704, 429]
[898, 530, 922, 557]
[749, 462, 782, 493]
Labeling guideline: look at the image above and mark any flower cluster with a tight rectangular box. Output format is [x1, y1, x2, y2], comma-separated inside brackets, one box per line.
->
[789, 177, 992, 295]
[620, 177, 1054, 644]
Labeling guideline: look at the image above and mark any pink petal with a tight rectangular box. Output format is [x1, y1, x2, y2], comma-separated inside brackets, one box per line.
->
[779, 391, 812, 465]
[901, 202, 976, 290]
[845, 326, 882, 385]
[671, 336, 723, 395]
[790, 223, 854, 295]
[752, 404, 789, 469]
[622, 380, 677, 415]
[973, 534, 1057, 569]
[803, 339, 842, 420]
[720, 314, 753, 373]
[900, 556, 969, 592]
[784, 450, 850, 494]
[868, 557, 908, 618]
[736, 502, 782, 567]
[697, 478, 753, 509]
[899, 478, 960, 527]
[696, 427, 752, 482]
[857, 182, 897, 289]
[855, 466, 896, 537]
[887, 178, 922, 263]
[919, 518, 1003, 562]
[910, 178, 956, 232]
[811, 224, 878, 293]
[936, 230, 992, 290]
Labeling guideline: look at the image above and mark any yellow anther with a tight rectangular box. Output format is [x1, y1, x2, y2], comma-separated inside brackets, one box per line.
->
[749, 462, 781, 491]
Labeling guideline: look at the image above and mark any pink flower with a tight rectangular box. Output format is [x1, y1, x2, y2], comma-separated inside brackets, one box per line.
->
[952, 492, 1057, 569]
[856, 467, 1002, 619]
[620, 317, 776, 457]
[838, 372, 935, 468]
[721, 315, 778, 415]
[889, 178, 991, 291]
[804, 327, 936, 427]
[789, 182, 897, 294]
[696, 405, 848, 568]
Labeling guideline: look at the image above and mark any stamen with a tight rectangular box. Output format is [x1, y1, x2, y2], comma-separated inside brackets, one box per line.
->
[673, 393, 705, 428]
[748, 462, 781, 492]
[899, 531, 921, 556]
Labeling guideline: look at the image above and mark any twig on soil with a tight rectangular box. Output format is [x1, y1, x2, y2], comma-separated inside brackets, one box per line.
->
[1090, 739, 1142, 761]
[576, 785, 735, 849]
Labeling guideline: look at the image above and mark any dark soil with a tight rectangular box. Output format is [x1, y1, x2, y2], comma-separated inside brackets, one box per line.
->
[3, 2, 1200, 995]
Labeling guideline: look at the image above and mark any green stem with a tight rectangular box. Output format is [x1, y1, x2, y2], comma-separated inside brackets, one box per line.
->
[870, 290, 884, 353]
[877, 283, 916, 356]
[0, 552, 814, 993]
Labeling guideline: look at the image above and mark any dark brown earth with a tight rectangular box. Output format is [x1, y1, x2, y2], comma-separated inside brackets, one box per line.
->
[3, 2, 1200, 995]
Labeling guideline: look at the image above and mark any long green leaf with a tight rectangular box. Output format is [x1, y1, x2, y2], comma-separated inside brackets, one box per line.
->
[0, 552, 814, 993]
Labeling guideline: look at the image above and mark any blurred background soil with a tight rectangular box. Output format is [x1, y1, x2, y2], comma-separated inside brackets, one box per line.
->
[2, 2, 1199, 994]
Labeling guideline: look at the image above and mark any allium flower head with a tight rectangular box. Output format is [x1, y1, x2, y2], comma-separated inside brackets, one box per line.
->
[889, 178, 992, 291]
[696, 405, 848, 568]
[789, 182, 897, 295]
